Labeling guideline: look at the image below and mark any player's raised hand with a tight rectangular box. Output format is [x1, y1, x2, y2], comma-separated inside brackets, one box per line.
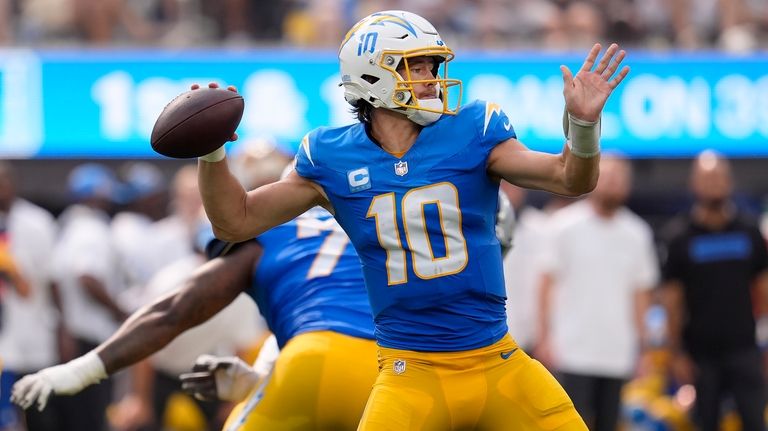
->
[561, 43, 629, 122]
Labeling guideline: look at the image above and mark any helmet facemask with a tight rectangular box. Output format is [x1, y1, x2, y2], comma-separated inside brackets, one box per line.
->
[385, 51, 462, 125]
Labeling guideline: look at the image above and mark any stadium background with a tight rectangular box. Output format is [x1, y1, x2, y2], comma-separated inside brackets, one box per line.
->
[1, 0, 768, 430]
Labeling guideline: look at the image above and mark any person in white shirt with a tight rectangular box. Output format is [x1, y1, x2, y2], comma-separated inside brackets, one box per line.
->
[111, 161, 168, 308]
[502, 183, 573, 351]
[51, 163, 125, 431]
[0, 161, 59, 431]
[536, 154, 658, 431]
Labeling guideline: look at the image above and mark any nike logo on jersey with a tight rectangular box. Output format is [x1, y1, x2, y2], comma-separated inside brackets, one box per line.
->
[503, 119, 511, 131]
[500, 348, 518, 360]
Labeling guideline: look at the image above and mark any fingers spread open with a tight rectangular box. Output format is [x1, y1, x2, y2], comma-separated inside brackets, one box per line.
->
[578, 43, 602, 73]
[594, 43, 618, 75]
[609, 66, 631, 89]
[601, 49, 626, 80]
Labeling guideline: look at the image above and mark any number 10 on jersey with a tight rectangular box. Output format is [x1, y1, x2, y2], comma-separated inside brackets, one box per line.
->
[366, 182, 469, 285]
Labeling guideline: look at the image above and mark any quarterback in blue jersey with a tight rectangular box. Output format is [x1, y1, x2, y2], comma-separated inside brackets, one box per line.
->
[195, 9, 629, 430]
[11, 209, 380, 430]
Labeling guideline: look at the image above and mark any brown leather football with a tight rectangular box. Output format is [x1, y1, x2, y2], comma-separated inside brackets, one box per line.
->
[151, 88, 244, 159]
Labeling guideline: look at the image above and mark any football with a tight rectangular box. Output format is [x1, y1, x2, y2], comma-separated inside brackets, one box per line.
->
[151, 87, 244, 159]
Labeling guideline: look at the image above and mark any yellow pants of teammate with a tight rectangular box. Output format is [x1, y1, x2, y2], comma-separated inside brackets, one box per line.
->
[358, 334, 587, 431]
[223, 331, 378, 431]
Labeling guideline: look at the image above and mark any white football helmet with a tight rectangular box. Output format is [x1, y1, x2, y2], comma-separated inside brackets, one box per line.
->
[338, 10, 462, 125]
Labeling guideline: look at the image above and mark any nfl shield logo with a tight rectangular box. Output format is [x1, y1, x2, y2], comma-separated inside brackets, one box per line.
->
[394, 161, 408, 176]
[393, 359, 406, 374]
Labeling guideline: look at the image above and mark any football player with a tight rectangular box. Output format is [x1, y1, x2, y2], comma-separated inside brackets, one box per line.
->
[11, 205, 377, 429]
[194, 9, 628, 429]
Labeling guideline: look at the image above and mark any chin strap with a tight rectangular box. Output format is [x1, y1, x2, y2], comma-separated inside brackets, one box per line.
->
[405, 98, 444, 126]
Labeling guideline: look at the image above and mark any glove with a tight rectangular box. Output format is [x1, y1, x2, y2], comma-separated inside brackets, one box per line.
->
[180, 354, 260, 402]
[11, 351, 106, 411]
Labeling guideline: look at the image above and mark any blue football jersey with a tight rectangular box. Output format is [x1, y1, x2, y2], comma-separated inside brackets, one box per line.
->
[248, 208, 375, 348]
[295, 100, 517, 351]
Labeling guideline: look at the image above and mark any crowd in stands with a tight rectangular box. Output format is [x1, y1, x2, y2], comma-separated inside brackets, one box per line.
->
[0, 0, 766, 52]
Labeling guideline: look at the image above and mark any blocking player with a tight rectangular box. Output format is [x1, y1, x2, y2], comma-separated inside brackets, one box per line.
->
[12, 205, 379, 429]
[194, 10, 628, 429]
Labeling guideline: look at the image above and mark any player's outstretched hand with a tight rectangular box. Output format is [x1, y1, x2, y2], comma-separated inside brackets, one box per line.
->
[561, 43, 629, 122]
[11, 351, 106, 411]
[11, 366, 83, 411]
[11, 372, 54, 411]
[180, 354, 260, 402]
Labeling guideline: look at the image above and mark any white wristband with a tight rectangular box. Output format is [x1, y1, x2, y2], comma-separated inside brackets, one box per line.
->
[199, 146, 226, 163]
[44, 351, 107, 395]
[67, 351, 107, 389]
[566, 113, 600, 158]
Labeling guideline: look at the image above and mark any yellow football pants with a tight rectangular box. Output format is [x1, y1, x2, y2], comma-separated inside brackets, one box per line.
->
[358, 334, 587, 431]
[223, 331, 378, 431]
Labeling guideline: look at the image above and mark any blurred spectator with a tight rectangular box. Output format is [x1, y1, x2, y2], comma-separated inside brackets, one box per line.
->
[117, 163, 201, 311]
[669, 0, 758, 52]
[501, 183, 571, 352]
[229, 137, 293, 191]
[112, 161, 167, 304]
[71, 0, 155, 44]
[536, 155, 658, 431]
[0, 161, 59, 431]
[541, 1, 607, 50]
[284, 0, 348, 47]
[660, 150, 768, 431]
[147, 164, 202, 266]
[0, 0, 12, 44]
[214, 0, 290, 43]
[51, 163, 125, 431]
[16, 0, 77, 44]
[157, 0, 218, 47]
